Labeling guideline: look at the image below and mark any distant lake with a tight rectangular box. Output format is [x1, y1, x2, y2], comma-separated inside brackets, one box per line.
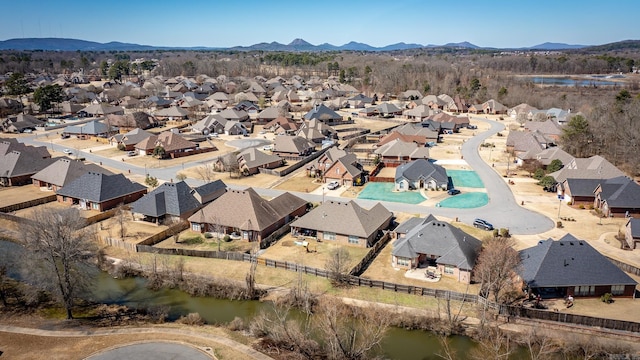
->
[527, 76, 621, 86]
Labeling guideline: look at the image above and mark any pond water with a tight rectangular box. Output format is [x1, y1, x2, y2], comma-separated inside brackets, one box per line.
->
[527, 76, 621, 86]
[0, 240, 532, 359]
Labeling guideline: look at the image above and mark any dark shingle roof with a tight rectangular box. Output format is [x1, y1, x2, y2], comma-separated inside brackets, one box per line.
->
[599, 176, 640, 208]
[394, 214, 437, 235]
[628, 218, 640, 238]
[395, 159, 448, 183]
[564, 178, 601, 197]
[56, 172, 146, 203]
[392, 219, 482, 270]
[130, 181, 201, 217]
[519, 234, 637, 288]
[303, 104, 342, 121]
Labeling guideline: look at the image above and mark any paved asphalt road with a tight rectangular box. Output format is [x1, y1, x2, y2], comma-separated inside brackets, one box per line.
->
[23, 119, 554, 235]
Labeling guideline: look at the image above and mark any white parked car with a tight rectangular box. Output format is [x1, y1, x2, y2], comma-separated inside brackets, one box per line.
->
[262, 145, 273, 151]
[326, 181, 340, 190]
[63, 149, 73, 155]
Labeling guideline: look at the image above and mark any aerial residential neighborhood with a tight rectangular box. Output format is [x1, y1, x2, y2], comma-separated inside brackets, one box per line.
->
[0, 29, 640, 355]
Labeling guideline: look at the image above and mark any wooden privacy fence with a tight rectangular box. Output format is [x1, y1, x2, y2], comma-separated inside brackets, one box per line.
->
[0, 194, 57, 213]
[137, 221, 189, 246]
[499, 304, 640, 333]
[101, 237, 137, 252]
[350, 231, 391, 276]
[260, 219, 297, 249]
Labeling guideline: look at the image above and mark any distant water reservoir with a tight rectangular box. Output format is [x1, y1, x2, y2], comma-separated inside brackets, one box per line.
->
[527, 76, 622, 86]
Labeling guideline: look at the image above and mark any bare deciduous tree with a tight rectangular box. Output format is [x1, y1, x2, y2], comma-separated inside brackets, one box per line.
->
[325, 246, 352, 286]
[471, 326, 515, 360]
[115, 203, 128, 240]
[195, 162, 216, 183]
[519, 329, 558, 360]
[316, 297, 391, 360]
[473, 236, 521, 304]
[22, 207, 97, 319]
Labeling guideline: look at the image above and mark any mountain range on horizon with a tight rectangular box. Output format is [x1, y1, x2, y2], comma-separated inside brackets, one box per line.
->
[0, 37, 623, 52]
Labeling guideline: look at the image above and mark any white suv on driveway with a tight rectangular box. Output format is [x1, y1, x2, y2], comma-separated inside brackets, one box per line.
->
[326, 181, 340, 190]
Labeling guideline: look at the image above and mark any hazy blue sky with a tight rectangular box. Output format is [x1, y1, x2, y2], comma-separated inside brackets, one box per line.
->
[2, 0, 638, 48]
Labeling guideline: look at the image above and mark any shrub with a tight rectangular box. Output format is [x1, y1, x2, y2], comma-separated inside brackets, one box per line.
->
[227, 316, 245, 331]
[177, 312, 205, 325]
[492, 229, 499, 238]
[499, 228, 510, 238]
[204, 232, 213, 239]
[556, 221, 563, 228]
[579, 204, 585, 209]
[533, 169, 545, 180]
[117, 143, 125, 151]
[601, 293, 614, 304]
[223, 235, 231, 242]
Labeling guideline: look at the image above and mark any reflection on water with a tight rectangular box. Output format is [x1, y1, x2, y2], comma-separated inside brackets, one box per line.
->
[1, 240, 534, 359]
[528, 77, 620, 86]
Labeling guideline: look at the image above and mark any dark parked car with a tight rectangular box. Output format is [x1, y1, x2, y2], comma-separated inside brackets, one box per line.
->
[467, 124, 478, 129]
[473, 218, 494, 230]
[448, 189, 461, 195]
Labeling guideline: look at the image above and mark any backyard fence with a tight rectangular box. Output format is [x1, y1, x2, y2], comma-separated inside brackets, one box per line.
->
[131, 237, 640, 334]
[350, 231, 391, 276]
[259, 146, 331, 177]
[137, 221, 189, 247]
[0, 194, 57, 213]
[499, 304, 640, 333]
[260, 219, 297, 249]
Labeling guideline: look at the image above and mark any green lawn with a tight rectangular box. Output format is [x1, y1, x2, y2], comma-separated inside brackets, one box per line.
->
[358, 183, 426, 204]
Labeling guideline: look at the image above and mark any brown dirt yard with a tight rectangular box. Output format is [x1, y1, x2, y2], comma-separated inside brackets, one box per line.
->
[258, 233, 370, 270]
[0, 185, 54, 209]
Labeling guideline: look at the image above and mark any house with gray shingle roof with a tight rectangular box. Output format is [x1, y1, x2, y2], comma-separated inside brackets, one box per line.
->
[594, 176, 640, 218]
[290, 200, 392, 248]
[31, 158, 112, 191]
[188, 188, 308, 242]
[533, 147, 574, 168]
[130, 180, 226, 224]
[63, 120, 115, 138]
[561, 178, 602, 207]
[219, 108, 249, 122]
[518, 234, 637, 298]
[273, 135, 315, 157]
[391, 217, 482, 283]
[625, 218, 640, 250]
[395, 159, 448, 192]
[303, 104, 343, 125]
[79, 103, 124, 116]
[524, 120, 563, 141]
[374, 139, 430, 164]
[0, 150, 56, 187]
[550, 155, 625, 183]
[56, 172, 147, 211]
[110, 128, 154, 151]
[1, 114, 46, 133]
[237, 148, 283, 175]
[376, 102, 402, 117]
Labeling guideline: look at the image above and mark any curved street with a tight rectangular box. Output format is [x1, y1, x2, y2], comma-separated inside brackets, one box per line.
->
[22, 118, 554, 235]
